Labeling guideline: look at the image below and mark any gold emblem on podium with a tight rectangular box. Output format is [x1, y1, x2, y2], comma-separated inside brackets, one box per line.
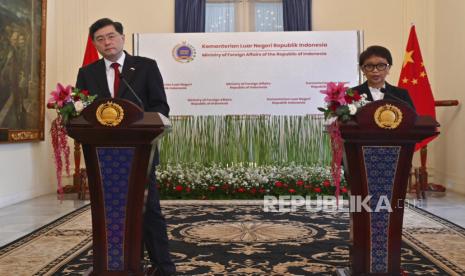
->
[96, 101, 124, 126]
[374, 104, 403, 129]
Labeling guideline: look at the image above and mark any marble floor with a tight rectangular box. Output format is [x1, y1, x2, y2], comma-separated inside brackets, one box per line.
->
[409, 192, 465, 227]
[0, 192, 464, 247]
[0, 194, 89, 247]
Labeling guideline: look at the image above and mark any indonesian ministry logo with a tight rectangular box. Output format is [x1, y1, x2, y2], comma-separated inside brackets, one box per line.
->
[374, 104, 403, 129]
[172, 41, 196, 63]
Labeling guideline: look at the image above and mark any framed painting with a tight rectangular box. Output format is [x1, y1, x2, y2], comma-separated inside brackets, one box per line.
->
[0, 0, 46, 143]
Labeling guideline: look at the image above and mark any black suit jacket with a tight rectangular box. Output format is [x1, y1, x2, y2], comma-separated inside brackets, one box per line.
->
[76, 52, 169, 116]
[351, 82, 416, 111]
[76, 52, 169, 165]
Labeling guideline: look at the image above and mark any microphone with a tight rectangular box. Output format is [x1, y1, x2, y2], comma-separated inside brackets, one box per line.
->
[380, 88, 415, 111]
[119, 74, 144, 110]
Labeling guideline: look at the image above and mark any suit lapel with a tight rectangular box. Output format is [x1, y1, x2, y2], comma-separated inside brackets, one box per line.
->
[383, 82, 398, 101]
[384, 82, 395, 95]
[119, 53, 137, 99]
[358, 82, 373, 101]
[93, 59, 111, 98]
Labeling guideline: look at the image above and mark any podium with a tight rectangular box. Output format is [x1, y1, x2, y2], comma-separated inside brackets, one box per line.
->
[67, 98, 170, 275]
[339, 100, 438, 275]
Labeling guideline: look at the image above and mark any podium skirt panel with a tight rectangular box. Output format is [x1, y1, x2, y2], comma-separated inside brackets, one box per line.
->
[362, 146, 400, 273]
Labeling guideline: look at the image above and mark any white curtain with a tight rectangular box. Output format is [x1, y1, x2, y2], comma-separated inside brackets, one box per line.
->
[206, 0, 283, 32]
[206, 1, 236, 32]
[254, 1, 283, 32]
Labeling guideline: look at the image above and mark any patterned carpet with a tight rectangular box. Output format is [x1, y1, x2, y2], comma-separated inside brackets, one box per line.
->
[0, 201, 464, 275]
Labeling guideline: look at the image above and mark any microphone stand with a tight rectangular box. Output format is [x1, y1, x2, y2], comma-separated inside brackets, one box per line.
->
[119, 74, 144, 110]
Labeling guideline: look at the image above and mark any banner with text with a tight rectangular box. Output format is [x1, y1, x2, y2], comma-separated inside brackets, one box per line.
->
[134, 31, 360, 115]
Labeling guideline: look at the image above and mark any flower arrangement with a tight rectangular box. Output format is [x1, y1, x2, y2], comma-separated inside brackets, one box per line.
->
[47, 83, 96, 123]
[47, 83, 96, 197]
[157, 163, 347, 199]
[317, 82, 370, 203]
[318, 82, 369, 122]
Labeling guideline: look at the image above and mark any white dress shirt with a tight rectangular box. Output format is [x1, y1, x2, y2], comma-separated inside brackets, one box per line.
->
[369, 85, 385, 101]
[104, 52, 126, 97]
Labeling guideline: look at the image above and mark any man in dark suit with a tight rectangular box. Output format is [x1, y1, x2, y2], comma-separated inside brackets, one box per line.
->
[76, 18, 174, 276]
[353, 45, 415, 110]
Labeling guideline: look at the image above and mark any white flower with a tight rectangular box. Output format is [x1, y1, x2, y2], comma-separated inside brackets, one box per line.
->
[74, 101, 84, 112]
[348, 104, 357, 115]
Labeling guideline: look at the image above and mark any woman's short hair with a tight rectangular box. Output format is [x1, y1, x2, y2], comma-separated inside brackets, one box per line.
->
[359, 45, 393, 66]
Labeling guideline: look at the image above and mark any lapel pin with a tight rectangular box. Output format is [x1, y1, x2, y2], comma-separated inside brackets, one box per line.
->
[130, 67, 135, 71]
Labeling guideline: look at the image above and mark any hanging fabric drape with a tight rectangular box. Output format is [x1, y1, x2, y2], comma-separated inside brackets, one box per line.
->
[283, 0, 312, 31]
[175, 0, 206, 33]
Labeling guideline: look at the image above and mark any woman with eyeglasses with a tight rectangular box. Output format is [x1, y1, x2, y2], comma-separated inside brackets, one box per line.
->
[352, 45, 415, 110]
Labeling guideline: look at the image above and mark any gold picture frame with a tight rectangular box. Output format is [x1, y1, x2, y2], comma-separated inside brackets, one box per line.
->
[0, 0, 46, 143]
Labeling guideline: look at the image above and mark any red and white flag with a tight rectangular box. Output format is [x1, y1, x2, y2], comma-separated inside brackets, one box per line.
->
[398, 25, 437, 150]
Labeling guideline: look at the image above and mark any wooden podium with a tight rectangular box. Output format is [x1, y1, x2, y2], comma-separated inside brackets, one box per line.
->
[339, 100, 438, 275]
[67, 98, 170, 275]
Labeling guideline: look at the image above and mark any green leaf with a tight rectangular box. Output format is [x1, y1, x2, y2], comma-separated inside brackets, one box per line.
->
[58, 103, 73, 115]
[336, 105, 350, 116]
[340, 114, 351, 122]
[62, 113, 69, 124]
[159, 115, 331, 167]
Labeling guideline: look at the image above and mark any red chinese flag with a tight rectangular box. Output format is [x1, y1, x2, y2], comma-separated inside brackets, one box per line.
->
[398, 25, 437, 150]
[82, 35, 99, 66]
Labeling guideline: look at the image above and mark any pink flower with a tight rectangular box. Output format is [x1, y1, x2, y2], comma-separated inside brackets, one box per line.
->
[321, 82, 348, 105]
[50, 117, 70, 200]
[327, 121, 344, 204]
[48, 83, 72, 108]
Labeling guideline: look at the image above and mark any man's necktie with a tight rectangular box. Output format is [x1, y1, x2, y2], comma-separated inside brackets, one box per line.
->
[111, 63, 120, 98]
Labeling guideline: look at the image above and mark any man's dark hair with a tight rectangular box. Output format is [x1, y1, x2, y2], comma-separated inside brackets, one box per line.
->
[89, 18, 123, 40]
[359, 45, 393, 66]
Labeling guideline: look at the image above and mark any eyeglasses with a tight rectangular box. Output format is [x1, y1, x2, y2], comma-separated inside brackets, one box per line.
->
[362, 63, 390, 72]
[94, 33, 120, 43]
